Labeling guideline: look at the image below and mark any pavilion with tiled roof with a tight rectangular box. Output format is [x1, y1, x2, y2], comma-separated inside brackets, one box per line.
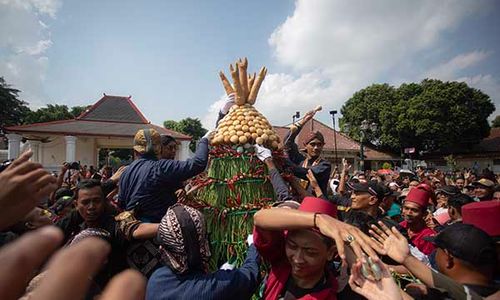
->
[5, 94, 191, 169]
[273, 118, 398, 170]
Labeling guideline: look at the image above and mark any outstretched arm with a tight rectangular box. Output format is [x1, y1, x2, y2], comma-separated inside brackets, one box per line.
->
[159, 138, 209, 182]
[253, 208, 383, 261]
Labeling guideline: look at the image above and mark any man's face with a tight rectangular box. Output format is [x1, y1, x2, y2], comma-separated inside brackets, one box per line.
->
[305, 139, 324, 159]
[474, 185, 490, 199]
[455, 179, 464, 190]
[493, 191, 500, 201]
[402, 201, 425, 224]
[350, 191, 376, 210]
[435, 248, 451, 275]
[409, 181, 419, 189]
[161, 141, 177, 159]
[76, 186, 104, 223]
[436, 193, 449, 208]
[380, 195, 395, 212]
[285, 230, 334, 281]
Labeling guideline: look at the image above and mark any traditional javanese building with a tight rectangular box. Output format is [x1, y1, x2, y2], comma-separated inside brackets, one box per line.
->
[4, 94, 191, 171]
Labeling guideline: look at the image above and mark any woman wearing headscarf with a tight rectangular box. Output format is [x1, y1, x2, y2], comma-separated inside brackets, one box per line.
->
[284, 110, 331, 197]
[146, 203, 261, 300]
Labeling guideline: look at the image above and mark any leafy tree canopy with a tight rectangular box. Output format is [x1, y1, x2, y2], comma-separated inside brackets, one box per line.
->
[492, 115, 500, 128]
[0, 77, 30, 134]
[25, 104, 90, 124]
[163, 117, 207, 152]
[340, 79, 496, 154]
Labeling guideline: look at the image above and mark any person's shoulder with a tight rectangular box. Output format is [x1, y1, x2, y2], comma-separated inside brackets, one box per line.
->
[319, 159, 332, 166]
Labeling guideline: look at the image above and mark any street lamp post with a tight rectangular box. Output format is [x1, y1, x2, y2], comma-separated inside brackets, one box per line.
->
[358, 120, 377, 171]
[329, 110, 338, 167]
[292, 111, 300, 125]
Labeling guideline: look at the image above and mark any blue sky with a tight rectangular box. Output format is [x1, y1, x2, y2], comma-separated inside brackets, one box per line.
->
[1, 0, 499, 129]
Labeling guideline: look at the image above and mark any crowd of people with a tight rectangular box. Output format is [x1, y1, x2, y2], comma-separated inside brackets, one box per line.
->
[0, 96, 499, 299]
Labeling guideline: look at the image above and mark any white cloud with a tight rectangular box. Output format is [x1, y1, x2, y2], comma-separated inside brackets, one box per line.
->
[456, 74, 500, 117]
[0, 0, 62, 18]
[202, 0, 493, 126]
[424, 51, 491, 80]
[0, 0, 61, 106]
[16, 39, 53, 55]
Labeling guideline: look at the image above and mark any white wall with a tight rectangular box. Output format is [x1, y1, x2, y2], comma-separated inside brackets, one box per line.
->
[40, 136, 66, 168]
[76, 137, 96, 167]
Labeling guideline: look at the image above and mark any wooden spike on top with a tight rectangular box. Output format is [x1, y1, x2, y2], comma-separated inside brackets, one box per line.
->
[248, 72, 256, 93]
[238, 58, 249, 102]
[247, 67, 267, 104]
[219, 71, 234, 95]
[230, 63, 245, 105]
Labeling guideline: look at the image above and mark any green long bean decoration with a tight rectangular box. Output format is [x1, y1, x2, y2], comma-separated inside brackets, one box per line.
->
[190, 146, 279, 270]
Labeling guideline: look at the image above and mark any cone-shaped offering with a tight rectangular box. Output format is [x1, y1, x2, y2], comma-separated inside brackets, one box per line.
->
[189, 58, 281, 270]
[211, 58, 281, 149]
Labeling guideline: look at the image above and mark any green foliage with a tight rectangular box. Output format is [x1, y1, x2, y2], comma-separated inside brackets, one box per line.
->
[25, 104, 89, 124]
[493, 115, 500, 128]
[340, 79, 496, 154]
[0, 77, 30, 134]
[444, 155, 458, 172]
[382, 162, 392, 169]
[164, 117, 208, 152]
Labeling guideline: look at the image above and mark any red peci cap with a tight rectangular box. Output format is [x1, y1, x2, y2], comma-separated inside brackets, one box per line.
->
[405, 187, 431, 209]
[299, 197, 337, 218]
[462, 201, 500, 238]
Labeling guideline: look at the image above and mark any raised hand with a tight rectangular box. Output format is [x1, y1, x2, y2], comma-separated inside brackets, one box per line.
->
[0, 226, 146, 300]
[254, 144, 272, 162]
[110, 165, 127, 184]
[341, 158, 351, 175]
[349, 259, 402, 300]
[316, 214, 385, 263]
[219, 93, 236, 115]
[369, 221, 410, 264]
[0, 150, 57, 230]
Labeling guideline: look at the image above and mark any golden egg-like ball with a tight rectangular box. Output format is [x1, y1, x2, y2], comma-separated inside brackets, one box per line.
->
[230, 135, 239, 144]
[239, 136, 248, 144]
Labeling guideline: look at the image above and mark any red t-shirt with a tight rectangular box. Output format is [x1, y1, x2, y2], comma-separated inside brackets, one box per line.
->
[400, 221, 436, 255]
[253, 226, 338, 300]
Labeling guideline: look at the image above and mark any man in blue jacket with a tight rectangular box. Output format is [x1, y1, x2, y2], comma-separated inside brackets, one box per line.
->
[118, 128, 209, 223]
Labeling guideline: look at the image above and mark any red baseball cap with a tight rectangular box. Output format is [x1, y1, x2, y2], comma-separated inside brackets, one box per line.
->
[299, 197, 337, 218]
[462, 201, 500, 238]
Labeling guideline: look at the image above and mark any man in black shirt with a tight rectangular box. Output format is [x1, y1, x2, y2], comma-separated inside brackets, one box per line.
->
[56, 180, 128, 293]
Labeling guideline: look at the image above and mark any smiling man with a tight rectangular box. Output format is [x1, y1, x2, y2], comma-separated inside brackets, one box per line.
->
[399, 185, 436, 255]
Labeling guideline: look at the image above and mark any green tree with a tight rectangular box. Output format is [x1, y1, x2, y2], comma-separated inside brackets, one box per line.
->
[164, 117, 207, 152]
[25, 104, 90, 124]
[70, 105, 90, 118]
[340, 83, 400, 150]
[492, 115, 500, 128]
[0, 77, 30, 134]
[341, 79, 496, 154]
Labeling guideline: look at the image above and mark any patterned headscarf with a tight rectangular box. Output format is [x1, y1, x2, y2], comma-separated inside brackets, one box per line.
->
[157, 203, 211, 274]
[304, 131, 325, 145]
[68, 228, 111, 246]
